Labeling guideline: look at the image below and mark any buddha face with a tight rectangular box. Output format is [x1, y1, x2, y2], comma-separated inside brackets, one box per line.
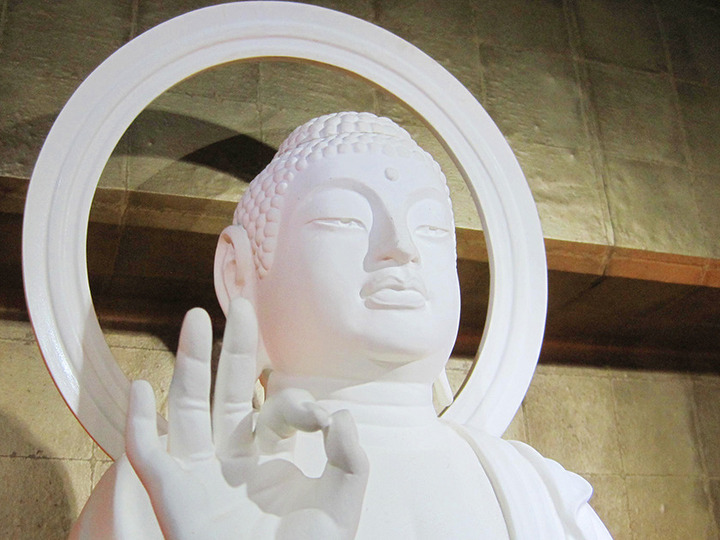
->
[254, 151, 460, 383]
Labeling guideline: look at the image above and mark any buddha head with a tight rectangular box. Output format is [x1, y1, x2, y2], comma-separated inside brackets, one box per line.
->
[215, 112, 460, 385]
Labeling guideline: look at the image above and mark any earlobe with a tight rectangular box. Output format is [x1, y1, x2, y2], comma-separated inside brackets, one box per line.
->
[433, 370, 454, 409]
[214, 225, 256, 315]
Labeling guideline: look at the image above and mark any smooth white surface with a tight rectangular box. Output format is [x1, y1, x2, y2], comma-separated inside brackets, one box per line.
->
[23, 1, 546, 460]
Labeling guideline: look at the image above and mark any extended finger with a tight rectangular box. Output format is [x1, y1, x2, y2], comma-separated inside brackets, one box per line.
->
[167, 307, 214, 460]
[126, 380, 177, 490]
[213, 297, 258, 450]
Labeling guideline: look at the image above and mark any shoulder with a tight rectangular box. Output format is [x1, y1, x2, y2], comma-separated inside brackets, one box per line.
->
[446, 422, 613, 540]
[506, 439, 613, 539]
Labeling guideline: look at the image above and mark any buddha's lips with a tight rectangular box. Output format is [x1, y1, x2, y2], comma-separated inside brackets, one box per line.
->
[360, 275, 427, 309]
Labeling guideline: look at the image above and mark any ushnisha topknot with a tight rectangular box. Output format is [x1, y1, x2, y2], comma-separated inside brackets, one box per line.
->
[234, 112, 452, 278]
[276, 111, 415, 154]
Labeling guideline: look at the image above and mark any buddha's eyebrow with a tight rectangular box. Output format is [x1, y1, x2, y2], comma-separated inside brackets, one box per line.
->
[401, 188, 455, 222]
[406, 186, 452, 206]
[307, 177, 382, 207]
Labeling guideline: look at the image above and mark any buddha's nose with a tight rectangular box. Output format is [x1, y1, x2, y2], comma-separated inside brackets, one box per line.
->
[367, 218, 420, 268]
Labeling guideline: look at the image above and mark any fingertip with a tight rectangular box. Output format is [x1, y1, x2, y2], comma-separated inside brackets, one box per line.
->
[186, 306, 211, 324]
[324, 410, 368, 476]
[129, 380, 155, 415]
[305, 402, 330, 430]
[178, 307, 212, 359]
[126, 380, 161, 466]
[326, 410, 354, 445]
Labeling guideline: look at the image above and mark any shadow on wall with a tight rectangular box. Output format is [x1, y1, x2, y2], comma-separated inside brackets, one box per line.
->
[0, 109, 276, 188]
[0, 412, 76, 539]
[129, 109, 277, 184]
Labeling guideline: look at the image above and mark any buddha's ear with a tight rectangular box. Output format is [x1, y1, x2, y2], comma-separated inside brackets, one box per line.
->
[433, 370, 454, 409]
[214, 225, 256, 316]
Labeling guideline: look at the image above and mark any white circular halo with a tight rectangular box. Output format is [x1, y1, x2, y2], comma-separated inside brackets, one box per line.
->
[23, 1, 547, 459]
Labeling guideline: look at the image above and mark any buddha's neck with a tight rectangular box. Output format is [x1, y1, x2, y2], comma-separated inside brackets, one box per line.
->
[266, 371, 438, 429]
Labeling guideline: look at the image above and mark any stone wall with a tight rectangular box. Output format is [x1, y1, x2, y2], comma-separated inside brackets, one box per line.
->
[1, 0, 719, 538]
[2, 0, 719, 264]
[2, 318, 720, 538]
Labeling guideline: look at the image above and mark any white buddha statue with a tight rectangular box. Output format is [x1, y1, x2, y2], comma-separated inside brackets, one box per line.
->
[72, 112, 612, 539]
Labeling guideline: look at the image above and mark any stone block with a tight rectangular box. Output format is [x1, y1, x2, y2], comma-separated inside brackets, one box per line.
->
[678, 82, 720, 175]
[373, 89, 427, 129]
[604, 156, 707, 257]
[169, 62, 259, 104]
[0, 319, 35, 342]
[472, 0, 570, 53]
[660, 3, 720, 87]
[524, 371, 622, 474]
[90, 186, 128, 228]
[92, 456, 114, 489]
[112, 347, 176, 418]
[512, 141, 611, 245]
[502, 404, 527, 443]
[127, 91, 261, 197]
[588, 64, 685, 165]
[112, 226, 215, 282]
[583, 473, 630, 540]
[122, 192, 236, 235]
[709, 479, 720, 537]
[0, 456, 91, 539]
[614, 376, 702, 475]
[136, 0, 235, 34]
[258, 62, 375, 148]
[295, 0, 374, 20]
[693, 172, 720, 259]
[693, 379, 720, 476]
[136, 1, 374, 36]
[0, 67, 79, 178]
[445, 356, 473, 397]
[374, 0, 482, 97]
[87, 222, 122, 281]
[482, 46, 588, 150]
[534, 364, 617, 379]
[626, 475, 716, 538]
[97, 139, 129, 192]
[1, 0, 131, 82]
[574, 0, 667, 72]
[92, 443, 113, 463]
[0, 339, 94, 460]
[457, 258, 490, 332]
[0, 176, 28, 215]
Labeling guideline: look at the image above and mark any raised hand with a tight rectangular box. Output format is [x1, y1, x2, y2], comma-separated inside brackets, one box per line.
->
[125, 299, 368, 540]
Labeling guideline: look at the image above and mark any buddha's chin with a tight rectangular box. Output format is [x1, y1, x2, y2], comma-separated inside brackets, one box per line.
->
[359, 324, 455, 366]
[260, 300, 458, 381]
[267, 329, 453, 383]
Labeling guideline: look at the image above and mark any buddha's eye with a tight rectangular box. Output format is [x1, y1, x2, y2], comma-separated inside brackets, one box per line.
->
[415, 224, 450, 238]
[311, 217, 367, 230]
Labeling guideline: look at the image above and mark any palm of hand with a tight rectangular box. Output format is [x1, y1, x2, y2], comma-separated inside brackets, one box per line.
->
[125, 299, 369, 540]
